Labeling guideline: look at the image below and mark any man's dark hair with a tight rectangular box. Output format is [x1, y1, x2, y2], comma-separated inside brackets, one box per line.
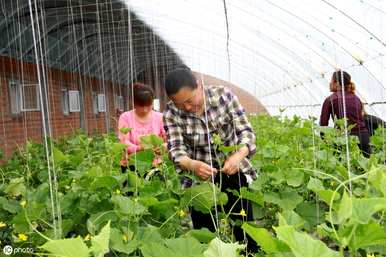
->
[164, 65, 197, 96]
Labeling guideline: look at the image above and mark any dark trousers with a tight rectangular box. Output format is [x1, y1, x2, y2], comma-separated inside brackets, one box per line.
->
[351, 131, 371, 158]
[190, 172, 258, 253]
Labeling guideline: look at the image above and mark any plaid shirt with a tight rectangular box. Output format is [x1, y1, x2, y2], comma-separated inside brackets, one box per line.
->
[163, 85, 257, 178]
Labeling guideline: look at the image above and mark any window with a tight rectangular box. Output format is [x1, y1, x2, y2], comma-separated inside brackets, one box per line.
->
[92, 91, 99, 115]
[97, 94, 106, 112]
[115, 95, 124, 111]
[21, 84, 40, 111]
[61, 88, 69, 115]
[8, 81, 21, 115]
[8, 81, 40, 115]
[68, 90, 80, 112]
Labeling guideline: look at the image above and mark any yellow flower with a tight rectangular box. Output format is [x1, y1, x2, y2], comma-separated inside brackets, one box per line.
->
[20, 200, 27, 208]
[178, 209, 187, 218]
[84, 234, 92, 241]
[122, 234, 128, 242]
[18, 233, 28, 241]
[115, 189, 121, 194]
[367, 254, 375, 257]
[0, 221, 6, 228]
[239, 209, 247, 217]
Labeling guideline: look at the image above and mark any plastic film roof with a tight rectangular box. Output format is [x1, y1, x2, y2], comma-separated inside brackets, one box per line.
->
[127, 0, 386, 119]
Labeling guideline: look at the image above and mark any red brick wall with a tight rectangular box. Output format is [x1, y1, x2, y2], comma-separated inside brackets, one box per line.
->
[0, 57, 267, 161]
[0, 56, 127, 160]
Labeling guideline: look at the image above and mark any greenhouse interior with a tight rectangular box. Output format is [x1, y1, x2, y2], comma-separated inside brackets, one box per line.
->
[0, 0, 385, 256]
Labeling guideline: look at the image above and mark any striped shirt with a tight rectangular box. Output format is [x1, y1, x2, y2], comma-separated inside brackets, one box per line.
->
[163, 85, 257, 178]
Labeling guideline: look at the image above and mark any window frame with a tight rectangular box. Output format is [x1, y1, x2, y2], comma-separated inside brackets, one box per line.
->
[68, 90, 81, 113]
[97, 94, 106, 112]
[61, 87, 70, 116]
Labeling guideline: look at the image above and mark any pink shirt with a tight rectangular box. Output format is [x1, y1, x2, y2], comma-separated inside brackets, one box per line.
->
[118, 110, 165, 165]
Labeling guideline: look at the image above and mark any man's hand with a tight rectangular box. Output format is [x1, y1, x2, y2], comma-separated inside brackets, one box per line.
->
[190, 160, 218, 180]
[222, 146, 249, 175]
[222, 152, 243, 175]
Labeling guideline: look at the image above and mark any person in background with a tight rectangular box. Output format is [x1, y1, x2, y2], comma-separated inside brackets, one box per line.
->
[163, 66, 258, 253]
[364, 114, 386, 137]
[320, 70, 371, 157]
[118, 83, 166, 172]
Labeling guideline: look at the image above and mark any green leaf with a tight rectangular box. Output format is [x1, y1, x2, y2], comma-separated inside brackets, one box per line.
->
[184, 182, 228, 214]
[281, 210, 305, 229]
[350, 222, 386, 250]
[1, 198, 21, 214]
[137, 225, 163, 244]
[5, 178, 26, 197]
[129, 150, 155, 175]
[90, 221, 110, 257]
[317, 190, 341, 205]
[295, 202, 325, 229]
[165, 237, 206, 257]
[40, 237, 89, 257]
[140, 134, 164, 149]
[53, 146, 68, 164]
[240, 187, 264, 206]
[91, 176, 119, 190]
[141, 242, 176, 257]
[110, 228, 137, 254]
[264, 189, 303, 210]
[184, 228, 216, 244]
[285, 169, 304, 187]
[307, 178, 325, 191]
[275, 225, 339, 257]
[119, 127, 132, 134]
[351, 198, 386, 224]
[112, 142, 126, 156]
[219, 144, 244, 154]
[112, 195, 148, 217]
[203, 237, 245, 257]
[242, 223, 289, 254]
[336, 191, 352, 224]
[368, 166, 386, 196]
[11, 210, 29, 233]
[87, 212, 119, 235]
[316, 223, 335, 240]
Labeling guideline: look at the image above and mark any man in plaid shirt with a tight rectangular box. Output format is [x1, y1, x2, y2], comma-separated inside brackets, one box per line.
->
[163, 66, 258, 252]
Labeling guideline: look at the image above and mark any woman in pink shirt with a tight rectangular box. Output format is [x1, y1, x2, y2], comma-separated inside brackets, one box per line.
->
[118, 83, 165, 172]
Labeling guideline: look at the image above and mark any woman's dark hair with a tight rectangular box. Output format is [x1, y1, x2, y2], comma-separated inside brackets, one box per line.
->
[332, 70, 351, 87]
[132, 83, 154, 106]
[331, 70, 355, 93]
[164, 65, 197, 96]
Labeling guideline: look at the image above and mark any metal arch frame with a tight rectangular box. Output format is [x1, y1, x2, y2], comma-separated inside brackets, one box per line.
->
[57, 29, 177, 81]
[0, 1, 178, 84]
[0, 0, 183, 85]
[0, 0, 127, 56]
[0, 0, 98, 34]
[136, 10, 331, 100]
[20, 18, 118, 59]
[49, 31, 122, 69]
